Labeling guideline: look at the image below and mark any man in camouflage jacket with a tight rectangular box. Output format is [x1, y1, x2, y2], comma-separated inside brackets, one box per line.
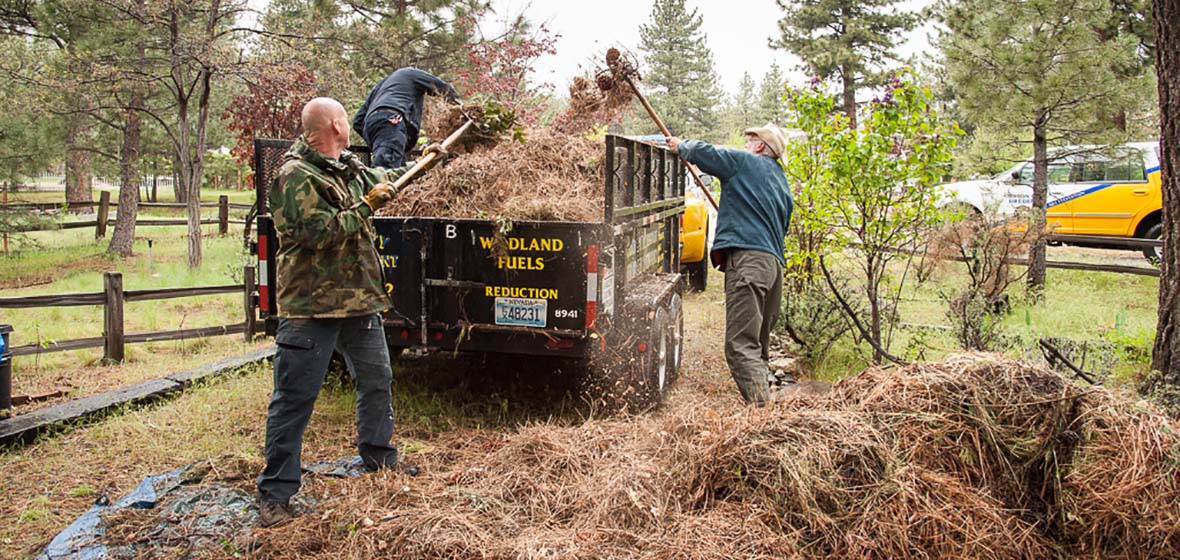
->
[256, 97, 439, 527]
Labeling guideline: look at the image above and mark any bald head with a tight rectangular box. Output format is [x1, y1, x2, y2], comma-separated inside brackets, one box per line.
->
[301, 97, 349, 158]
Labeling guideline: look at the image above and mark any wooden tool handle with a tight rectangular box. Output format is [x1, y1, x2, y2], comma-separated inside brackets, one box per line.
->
[624, 75, 720, 212]
[391, 118, 475, 190]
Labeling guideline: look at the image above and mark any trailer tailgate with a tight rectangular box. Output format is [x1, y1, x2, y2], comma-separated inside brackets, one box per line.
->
[377, 218, 609, 344]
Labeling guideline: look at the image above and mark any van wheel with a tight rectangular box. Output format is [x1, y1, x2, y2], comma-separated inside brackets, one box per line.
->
[686, 259, 708, 292]
[1142, 223, 1163, 264]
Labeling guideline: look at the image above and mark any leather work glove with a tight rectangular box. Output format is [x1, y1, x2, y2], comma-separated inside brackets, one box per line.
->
[418, 143, 448, 172]
[362, 182, 396, 212]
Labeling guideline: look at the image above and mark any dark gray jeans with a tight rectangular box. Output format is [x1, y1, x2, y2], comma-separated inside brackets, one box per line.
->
[723, 250, 783, 405]
[257, 313, 398, 503]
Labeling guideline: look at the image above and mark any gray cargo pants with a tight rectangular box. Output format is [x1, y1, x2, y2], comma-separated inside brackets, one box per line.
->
[723, 250, 783, 405]
[257, 313, 398, 504]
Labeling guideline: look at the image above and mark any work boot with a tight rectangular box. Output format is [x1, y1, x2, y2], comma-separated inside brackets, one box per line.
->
[257, 499, 295, 528]
[362, 457, 421, 477]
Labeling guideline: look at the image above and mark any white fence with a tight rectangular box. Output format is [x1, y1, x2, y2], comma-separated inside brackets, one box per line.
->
[21, 172, 176, 193]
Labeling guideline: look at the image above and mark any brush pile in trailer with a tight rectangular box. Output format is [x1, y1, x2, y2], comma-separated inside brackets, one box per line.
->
[377, 50, 640, 222]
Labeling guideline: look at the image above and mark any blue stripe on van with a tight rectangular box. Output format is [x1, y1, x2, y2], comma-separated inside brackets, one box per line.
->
[1048, 184, 1112, 208]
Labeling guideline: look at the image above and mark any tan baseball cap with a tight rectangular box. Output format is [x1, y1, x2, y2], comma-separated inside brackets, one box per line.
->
[743, 123, 790, 159]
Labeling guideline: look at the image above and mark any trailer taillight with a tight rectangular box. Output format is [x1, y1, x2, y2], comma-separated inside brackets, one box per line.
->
[585, 245, 599, 329]
[258, 232, 270, 313]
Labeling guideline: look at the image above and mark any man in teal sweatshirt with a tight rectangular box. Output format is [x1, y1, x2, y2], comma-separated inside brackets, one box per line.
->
[668, 124, 794, 405]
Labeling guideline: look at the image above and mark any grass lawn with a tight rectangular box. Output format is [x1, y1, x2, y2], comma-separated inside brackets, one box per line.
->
[800, 246, 1159, 385]
[1, 225, 263, 412]
[3, 186, 256, 207]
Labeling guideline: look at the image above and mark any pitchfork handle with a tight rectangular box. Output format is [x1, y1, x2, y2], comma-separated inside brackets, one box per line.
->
[623, 75, 719, 211]
[391, 118, 475, 191]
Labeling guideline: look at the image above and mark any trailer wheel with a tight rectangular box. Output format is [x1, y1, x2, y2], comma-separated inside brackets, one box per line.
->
[634, 307, 670, 408]
[667, 294, 683, 383]
[686, 259, 708, 292]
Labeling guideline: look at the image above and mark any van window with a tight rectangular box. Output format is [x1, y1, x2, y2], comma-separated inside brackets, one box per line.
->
[1070, 152, 1146, 182]
[1104, 153, 1146, 181]
[1016, 162, 1071, 184]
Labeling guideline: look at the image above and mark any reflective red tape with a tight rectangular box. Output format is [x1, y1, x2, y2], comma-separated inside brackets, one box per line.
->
[586, 245, 599, 329]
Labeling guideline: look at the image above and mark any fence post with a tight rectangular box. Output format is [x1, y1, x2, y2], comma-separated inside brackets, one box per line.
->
[96, 191, 111, 239]
[218, 195, 229, 236]
[103, 272, 124, 364]
[244, 265, 256, 342]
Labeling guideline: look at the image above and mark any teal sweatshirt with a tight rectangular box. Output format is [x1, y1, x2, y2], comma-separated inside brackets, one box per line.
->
[677, 140, 793, 266]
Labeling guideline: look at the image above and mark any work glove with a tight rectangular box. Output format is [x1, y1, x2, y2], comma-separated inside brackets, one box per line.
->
[418, 143, 448, 172]
[362, 182, 396, 213]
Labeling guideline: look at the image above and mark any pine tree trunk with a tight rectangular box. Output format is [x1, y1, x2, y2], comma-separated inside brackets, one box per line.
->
[1027, 117, 1049, 297]
[841, 64, 857, 130]
[108, 24, 145, 258]
[173, 164, 186, 203]
[64, 114, 93, 214]
[1144, 0, 1180, 410]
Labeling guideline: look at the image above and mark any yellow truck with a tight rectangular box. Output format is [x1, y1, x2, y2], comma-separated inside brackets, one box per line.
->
[939, 142, 1163, 261]
[680, 189, 711, 291]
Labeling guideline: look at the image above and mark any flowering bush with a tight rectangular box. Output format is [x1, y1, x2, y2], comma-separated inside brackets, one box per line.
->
[781, 70, 960, 363]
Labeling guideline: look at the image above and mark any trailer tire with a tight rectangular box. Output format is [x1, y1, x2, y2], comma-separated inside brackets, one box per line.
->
[667, 294, 683, 384]
[634, 307, 671, 409]
[686, 259, 708, 292]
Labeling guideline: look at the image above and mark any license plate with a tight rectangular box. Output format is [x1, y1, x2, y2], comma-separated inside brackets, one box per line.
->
[494, 297, 547, 327]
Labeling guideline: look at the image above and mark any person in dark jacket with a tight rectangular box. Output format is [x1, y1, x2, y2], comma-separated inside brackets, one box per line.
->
[352, 67, 459, 168]
[668, 124, 794, 406]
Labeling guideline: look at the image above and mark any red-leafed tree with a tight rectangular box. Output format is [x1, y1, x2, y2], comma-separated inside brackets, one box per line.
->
[450, 15, 557, 126]
[224, 62, 319, 167]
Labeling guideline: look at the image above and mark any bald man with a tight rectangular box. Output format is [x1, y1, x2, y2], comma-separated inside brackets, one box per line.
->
[257, 97, 428, 527]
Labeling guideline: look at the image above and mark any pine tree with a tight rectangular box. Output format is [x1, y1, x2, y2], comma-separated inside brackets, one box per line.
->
[734, 72, 758, 129]
[938, 0, 1150, 296]
[758, 63, 788, 125]
[716, 72, 758, 142]
[772, 0, 916, 129]
[638, 0, 723, 140]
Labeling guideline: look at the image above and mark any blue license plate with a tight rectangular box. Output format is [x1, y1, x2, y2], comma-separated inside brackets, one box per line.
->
[494, 297, 547, 327]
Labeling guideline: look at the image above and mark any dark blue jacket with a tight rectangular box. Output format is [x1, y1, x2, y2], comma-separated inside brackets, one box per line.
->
[677, 140, 793, 266]
[352, 68, 455, 141]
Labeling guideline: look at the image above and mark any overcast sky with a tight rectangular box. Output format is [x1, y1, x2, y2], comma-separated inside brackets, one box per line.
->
[489, 0, 938, 96]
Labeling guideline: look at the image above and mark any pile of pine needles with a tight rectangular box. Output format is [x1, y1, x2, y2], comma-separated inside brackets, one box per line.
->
[248, 354, 1180, 559]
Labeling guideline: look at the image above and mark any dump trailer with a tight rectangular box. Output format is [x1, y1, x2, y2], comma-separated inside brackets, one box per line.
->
[252, 135, 686, 407]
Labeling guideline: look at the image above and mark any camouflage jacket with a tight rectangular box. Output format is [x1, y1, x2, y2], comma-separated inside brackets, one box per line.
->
[270, 137, 406, 318]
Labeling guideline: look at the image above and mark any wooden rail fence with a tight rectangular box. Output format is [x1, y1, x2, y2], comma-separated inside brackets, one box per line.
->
[0, 267, 259, 364]
[2, 192, 250, 236]
[854, 240, 1161, 278]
